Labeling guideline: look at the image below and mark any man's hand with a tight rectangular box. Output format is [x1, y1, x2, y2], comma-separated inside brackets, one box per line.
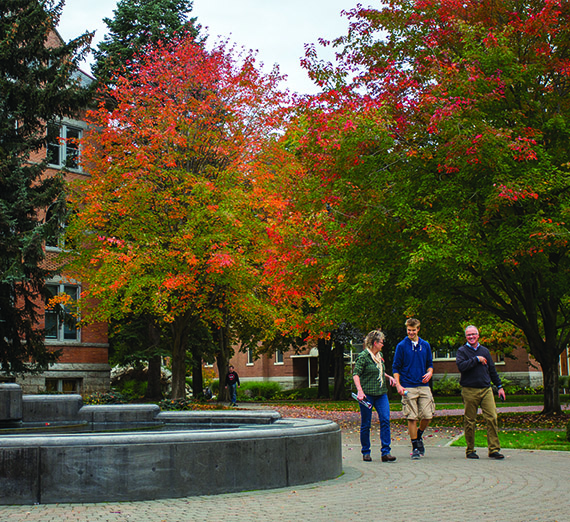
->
[498, 388, 506, 401]
[477, 356, 488, 365]
[422, 370, 433, 383]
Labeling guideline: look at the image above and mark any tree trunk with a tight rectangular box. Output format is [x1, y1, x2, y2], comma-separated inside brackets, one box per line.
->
[170, 314, 191, 399]
[526, 333, 563, 414]
[192, 357, 204, 400]
[317, 337, 332, 399]
[332, 341, 346, 400]
[145, 320, 163, 400]
[215, 325, 232, 403]
[541, 357, 561, 414]
[145, 354, 163, 400]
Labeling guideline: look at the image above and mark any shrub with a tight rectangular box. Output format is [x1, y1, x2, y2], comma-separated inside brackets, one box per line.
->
[159, 396, 225, 410]
[567, 419, 570, 442]
[158, 397, 220, 411]
[239, 381, 282, 401]
[159, 397, 197, 411]
[497, 376, 522, 395]
[274, 386, 333, 400]
[83, 390, 127, 405]
[119, 379, 147, 401]
[432, 374, 462, 396]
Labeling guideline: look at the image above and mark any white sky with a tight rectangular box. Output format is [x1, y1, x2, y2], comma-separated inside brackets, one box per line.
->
[57, 0, 364, 95]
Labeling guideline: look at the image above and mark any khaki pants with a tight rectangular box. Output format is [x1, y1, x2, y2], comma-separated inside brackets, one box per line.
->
[461, 386, 501, 455]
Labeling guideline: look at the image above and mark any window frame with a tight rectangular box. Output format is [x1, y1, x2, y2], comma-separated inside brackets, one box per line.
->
[47, 119, 85, 172]
[44, 281, 81, 343]
[45, 378, 82, 394]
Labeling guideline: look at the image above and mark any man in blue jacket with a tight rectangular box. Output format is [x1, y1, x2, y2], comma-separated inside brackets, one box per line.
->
[393, 318, 435, 459]
[456, 325, 506, 459]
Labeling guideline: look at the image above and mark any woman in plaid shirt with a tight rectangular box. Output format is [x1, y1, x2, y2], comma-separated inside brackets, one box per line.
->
[353, 330, 397, 462]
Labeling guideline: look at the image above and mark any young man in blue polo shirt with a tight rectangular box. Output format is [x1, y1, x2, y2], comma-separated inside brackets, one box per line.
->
[393, 318, 435, 460]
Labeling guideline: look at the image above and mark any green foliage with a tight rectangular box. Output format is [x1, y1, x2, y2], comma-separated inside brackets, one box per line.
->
[83, 390, 128, 404]
[567, 420, 570, 442]
[0, 0, 92, 374]
[300, 0, 570, 413]
[108, 315, 169, 367]
[92, 0, 201, 86]
[498, 376, 519, 395]
[274, 386, 334, 401]
[432, 374, 462, 397]
[117, 379, 148, 401]
[238, 381, 283, 401]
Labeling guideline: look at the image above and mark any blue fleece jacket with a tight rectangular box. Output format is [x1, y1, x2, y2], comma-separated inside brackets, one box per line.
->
[392, 337, 433, 388]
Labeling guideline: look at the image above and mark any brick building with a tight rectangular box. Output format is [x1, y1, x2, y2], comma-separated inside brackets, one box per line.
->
[222, 341, 544, 391]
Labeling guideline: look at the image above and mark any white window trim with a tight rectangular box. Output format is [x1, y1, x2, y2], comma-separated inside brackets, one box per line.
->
[246, 347, 254, 366]
[47, 118, 86, 173]
[44, 278, 81, 343]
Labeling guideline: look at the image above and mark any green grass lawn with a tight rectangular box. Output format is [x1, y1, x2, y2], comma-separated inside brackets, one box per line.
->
[451, 429, 570, 451]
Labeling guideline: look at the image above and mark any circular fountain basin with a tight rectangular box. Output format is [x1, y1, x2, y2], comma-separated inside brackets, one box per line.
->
[0, 409, 342, 505]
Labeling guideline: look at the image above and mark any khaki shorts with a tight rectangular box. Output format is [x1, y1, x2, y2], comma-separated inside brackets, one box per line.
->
[401, 386, 435, 420]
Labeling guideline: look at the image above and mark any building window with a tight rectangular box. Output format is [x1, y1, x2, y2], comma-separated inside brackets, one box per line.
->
[45, 378, 82, 394]
[47, 122, 82, 170]
[45, 283, 80, 341]
[275, 349, 284, 365]
[433, 346, 457, 360]
[247, 347, 254, 366]
[44, 206, 66, 250]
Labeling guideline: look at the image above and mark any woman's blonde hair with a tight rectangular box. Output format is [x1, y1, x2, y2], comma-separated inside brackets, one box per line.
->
[364, 330, 385, 350]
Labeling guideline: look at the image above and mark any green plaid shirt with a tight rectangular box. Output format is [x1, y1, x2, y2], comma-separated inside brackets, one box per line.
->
[353, 350, 388, 396]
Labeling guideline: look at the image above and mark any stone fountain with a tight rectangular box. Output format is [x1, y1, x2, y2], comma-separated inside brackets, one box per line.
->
[0, 384, 342, 504]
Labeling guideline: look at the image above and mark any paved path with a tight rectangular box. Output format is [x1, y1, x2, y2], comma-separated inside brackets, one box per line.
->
[1, 422, 569, 522]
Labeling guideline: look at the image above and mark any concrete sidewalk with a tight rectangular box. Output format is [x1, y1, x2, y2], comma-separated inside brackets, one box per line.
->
[1, 431, 568, 522]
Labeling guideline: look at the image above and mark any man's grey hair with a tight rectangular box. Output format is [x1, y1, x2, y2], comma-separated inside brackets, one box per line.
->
[464, 325, 479, 334]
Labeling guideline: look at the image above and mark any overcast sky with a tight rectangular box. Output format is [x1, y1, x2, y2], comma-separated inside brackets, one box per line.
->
[57, 0, 362, 95]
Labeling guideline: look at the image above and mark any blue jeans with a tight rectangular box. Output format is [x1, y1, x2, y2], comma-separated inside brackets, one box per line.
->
[360, 393, 391, 456]
[228, 384, 237, 405]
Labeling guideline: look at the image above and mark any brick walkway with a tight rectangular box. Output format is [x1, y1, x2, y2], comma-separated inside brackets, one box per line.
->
[1, 427, 568, 522]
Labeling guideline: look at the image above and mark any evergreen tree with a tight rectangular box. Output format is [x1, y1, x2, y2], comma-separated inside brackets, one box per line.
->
[0, 0, 92, 373]
[92, 0, 201, 86]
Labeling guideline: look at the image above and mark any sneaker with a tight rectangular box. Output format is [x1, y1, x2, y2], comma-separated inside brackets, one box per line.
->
[417, 438, 425, 456]
[489, 452, 505, 459]
[363, 454, 372, 462]
[466, 452, 479, 459]
[381, 454, 396, 462]
[411, 448, 421, 460]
